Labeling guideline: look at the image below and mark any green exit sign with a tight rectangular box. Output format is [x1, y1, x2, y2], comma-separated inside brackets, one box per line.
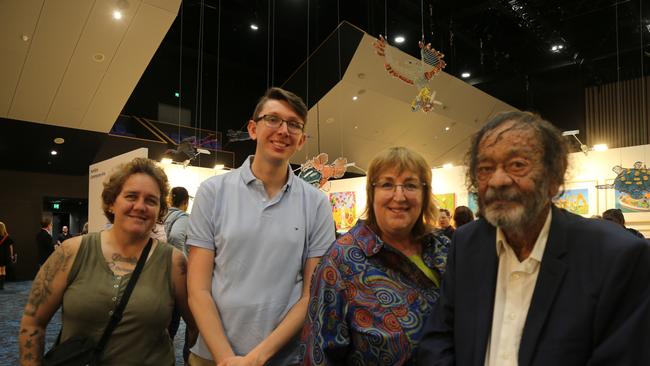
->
[52, 203, 60, 209]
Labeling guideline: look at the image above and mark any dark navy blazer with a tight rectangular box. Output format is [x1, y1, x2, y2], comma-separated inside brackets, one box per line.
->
[417, 206, 650, 366]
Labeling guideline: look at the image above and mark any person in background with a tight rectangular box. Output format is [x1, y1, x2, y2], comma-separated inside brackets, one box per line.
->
[164, 186, 190, 254]
[602, 208, 645, 238]
[438, 208, 455, 239]
[452, 205, 474, 229]
[186, 87, 335, 366]
[0, 221, 16, 290]
[417, 111, 650, 365]
[35, 218, 53, 266]
[56, 226, 71, 245]
[301, 146, 450, 365]
[19, 157, 196, 365]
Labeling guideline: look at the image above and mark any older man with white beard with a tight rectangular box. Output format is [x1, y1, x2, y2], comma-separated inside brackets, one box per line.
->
[416, 111, 650, 366]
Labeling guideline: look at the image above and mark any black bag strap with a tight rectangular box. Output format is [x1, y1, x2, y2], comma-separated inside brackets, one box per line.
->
[94, 238, 153, 355]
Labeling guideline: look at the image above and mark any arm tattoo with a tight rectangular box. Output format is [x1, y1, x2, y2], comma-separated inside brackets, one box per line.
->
[25, 247, 70, 317]
[178, 256, 187, 276]
[19, 327, 44, 364]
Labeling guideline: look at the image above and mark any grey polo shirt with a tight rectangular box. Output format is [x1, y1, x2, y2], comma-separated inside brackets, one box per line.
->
[186, 156, 335, 364]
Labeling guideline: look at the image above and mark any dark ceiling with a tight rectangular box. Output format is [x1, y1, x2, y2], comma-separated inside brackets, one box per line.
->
[2, 0, 649, 175]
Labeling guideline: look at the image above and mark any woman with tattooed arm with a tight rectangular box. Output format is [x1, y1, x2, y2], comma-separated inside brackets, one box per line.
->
[18, 158, 197, 365]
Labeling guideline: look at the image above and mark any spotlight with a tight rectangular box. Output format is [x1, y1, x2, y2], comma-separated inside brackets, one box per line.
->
[461, 72, 471, 78]
[174, 92, 180, 98]
[444, 126, 450, 131]
[51, 150, 58, 156]
[112, 10, 123, 20]
[394, 36, 405, 44]
[550, 44, 564, 53]
[250, 24, 259, 31]
[352, 96, 358, 101]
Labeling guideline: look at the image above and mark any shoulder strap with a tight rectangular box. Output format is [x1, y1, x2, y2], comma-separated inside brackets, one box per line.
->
[0, 235, 7, 246]
[94, 238, 153, 355]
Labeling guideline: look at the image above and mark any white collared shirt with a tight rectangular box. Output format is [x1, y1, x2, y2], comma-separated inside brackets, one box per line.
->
[484, 210, 553, 366]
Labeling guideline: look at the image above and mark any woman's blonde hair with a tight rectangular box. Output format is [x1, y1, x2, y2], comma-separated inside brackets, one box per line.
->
[363, 146, 438, 239]
[0, 222, 7, 237]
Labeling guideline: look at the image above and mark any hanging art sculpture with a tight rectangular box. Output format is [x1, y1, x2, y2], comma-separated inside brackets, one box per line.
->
[298, 153, 348, 188]
[373, 35, 447, 112]
[596, 161, 650, 211]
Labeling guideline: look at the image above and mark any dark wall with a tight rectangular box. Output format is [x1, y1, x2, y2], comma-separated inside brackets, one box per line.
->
[0, 170, 87, 280]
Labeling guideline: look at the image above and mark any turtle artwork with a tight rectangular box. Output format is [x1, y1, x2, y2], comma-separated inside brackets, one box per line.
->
[298, 153, 348, 189]
[596, 161, 650, 211]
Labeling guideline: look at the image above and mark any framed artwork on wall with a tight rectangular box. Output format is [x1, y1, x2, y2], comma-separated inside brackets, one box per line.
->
[329, 191, 357, 231]
[434, 193, 456, 211]
[554, 180, 598, 217]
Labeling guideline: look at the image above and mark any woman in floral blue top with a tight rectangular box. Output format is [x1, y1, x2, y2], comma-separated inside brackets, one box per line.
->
[301, 146, 450, 365]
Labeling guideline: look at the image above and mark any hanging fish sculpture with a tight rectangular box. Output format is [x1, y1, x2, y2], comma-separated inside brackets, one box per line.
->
[298, 153, 348, 188]
[373, 35, 446, 112]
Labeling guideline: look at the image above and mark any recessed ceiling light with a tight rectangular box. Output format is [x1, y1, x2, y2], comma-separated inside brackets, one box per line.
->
[461, 72, 471, 78]
[21, 34, 30, 42]
[113, 10, 123, 20]
[354, 126, 359, 130]
[50, 150, 58, 156]
[394, 36, 405, 44]
[250, 24, 259, 31]
[444, 126, 450, 131]
[54, 137, 65, 144]
[92, 53, 105, 63]
[352, 96, 358, 101]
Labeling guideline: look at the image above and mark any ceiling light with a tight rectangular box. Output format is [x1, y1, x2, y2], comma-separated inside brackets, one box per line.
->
[352, 96, 358, 101]
[394, 36, 405, 44]
[174, 92, 180, 98]
[444, 126, 450, 131]
[21, 34, 30, 42]
[646, 24, 650, 33]
[461, 72, 471, 78]
[550, 44, 564, 53]
[54, 137, 65, 144]
[112, 10, 123, 20]
[442, 163, 453, 169]
[160, 158, 173, 164]
[592, 144, 608, 151]
[214, 164, 225, 170]
[50, 150, 58, 156]
[250, 24, 259, 31]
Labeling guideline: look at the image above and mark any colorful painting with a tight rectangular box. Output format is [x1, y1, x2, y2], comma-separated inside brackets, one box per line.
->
[467, 192, 479, 215]
[554, 188, 589, 215]
[434, 193, 456, 211]
[598, 161, 650, 212]
[330, 192, 357, 231]
[615, 190, 650, 212]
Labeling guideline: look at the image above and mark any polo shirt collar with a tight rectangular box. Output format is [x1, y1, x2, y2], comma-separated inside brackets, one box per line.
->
[495, 208, 552, 263]
[239, 155, 295, 189]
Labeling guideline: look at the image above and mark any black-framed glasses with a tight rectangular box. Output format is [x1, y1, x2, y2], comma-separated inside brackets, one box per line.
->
[372, 181, 426, 195]
[255, 115, 305, 135]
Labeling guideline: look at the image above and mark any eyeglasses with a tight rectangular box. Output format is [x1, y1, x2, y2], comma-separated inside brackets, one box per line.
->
[372, 181, 426, 195]
[255, 115, 305, 135]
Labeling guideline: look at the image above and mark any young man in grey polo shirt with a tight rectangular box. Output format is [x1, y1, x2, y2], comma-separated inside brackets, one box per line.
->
[186, 87, 335, 366]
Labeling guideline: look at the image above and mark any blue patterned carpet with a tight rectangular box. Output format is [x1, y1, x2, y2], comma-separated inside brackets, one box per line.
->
[0, 281, 187, 365]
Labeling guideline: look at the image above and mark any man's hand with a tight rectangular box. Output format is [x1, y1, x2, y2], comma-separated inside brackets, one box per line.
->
[217, 354, 264, 366]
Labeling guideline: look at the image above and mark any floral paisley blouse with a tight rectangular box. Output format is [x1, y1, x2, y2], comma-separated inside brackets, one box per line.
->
[300, 220, 450, 365]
